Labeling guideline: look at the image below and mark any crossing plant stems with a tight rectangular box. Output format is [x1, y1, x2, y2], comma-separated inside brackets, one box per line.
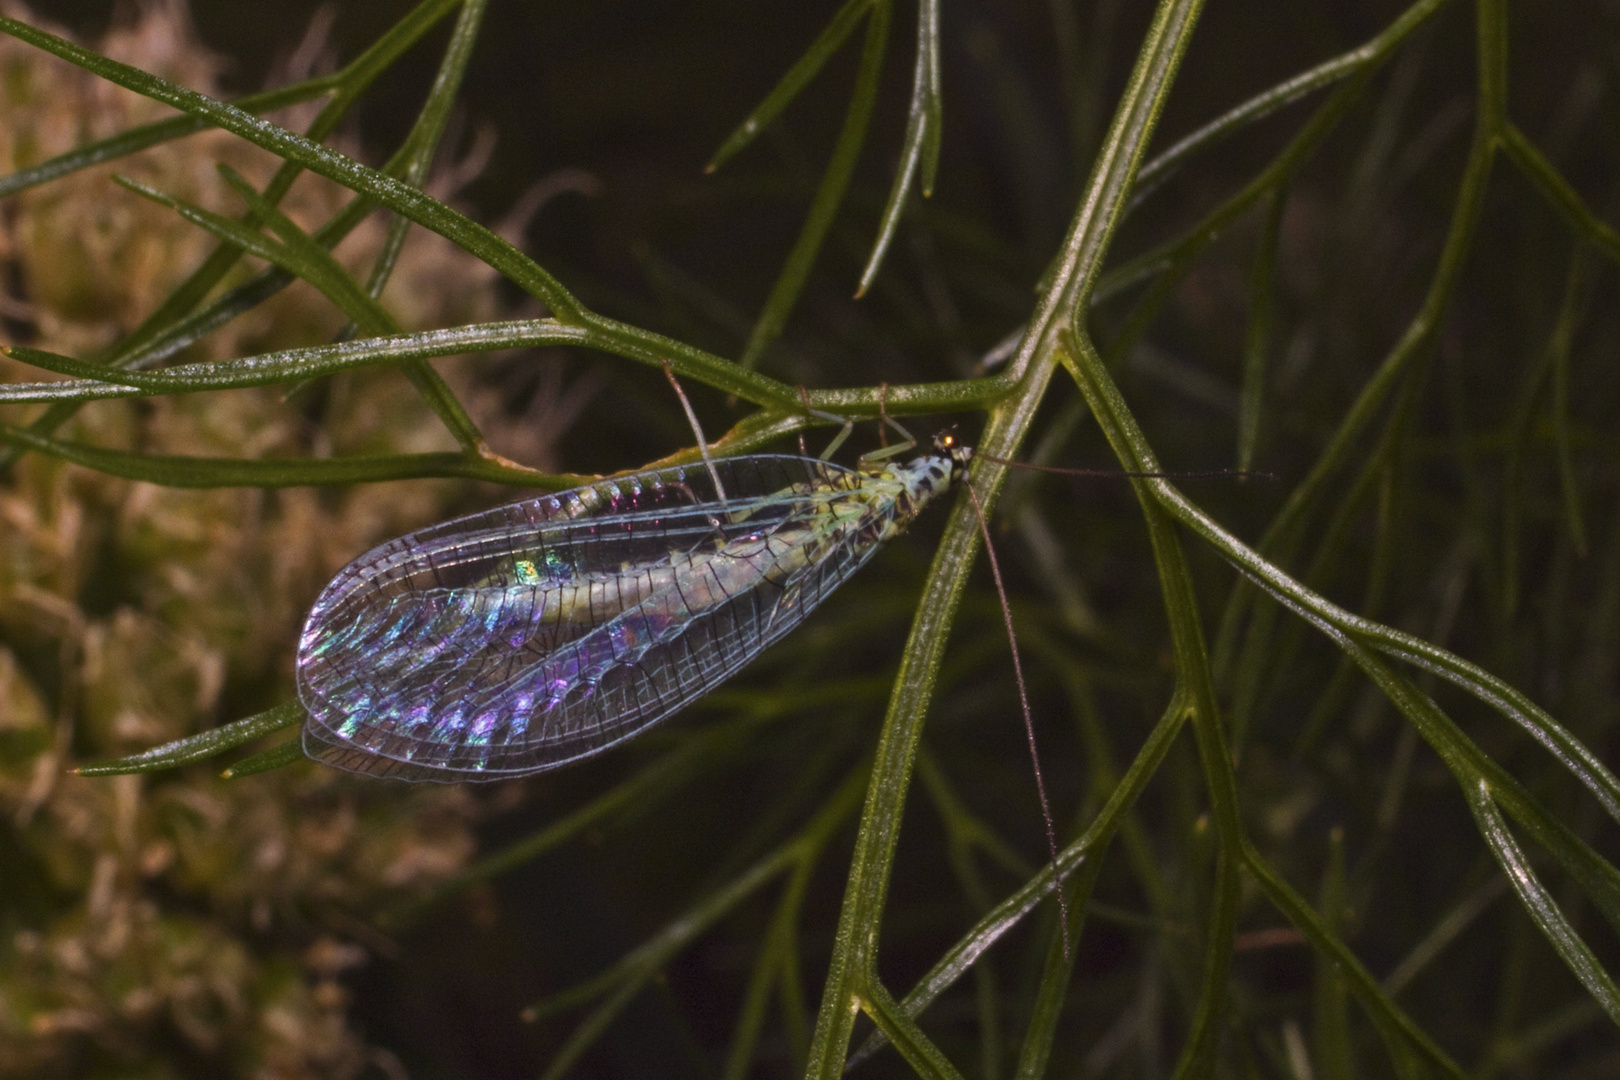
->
[3, 0, 1619, 1076]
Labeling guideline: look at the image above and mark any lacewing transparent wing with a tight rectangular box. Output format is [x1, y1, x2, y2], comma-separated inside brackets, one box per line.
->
[297, 447, 967, 781]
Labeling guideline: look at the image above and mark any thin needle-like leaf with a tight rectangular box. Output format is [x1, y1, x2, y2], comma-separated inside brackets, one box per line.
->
[1501, 123, 1620, 267]
[0, 0, 465, 474]
[1244, 842, 1467, 1077]
[215, 165, 490, 453]
[221, 738, 306, 778]
[855, 0, 942, 297]
[1012, 850, 1107, 1080]
[72, 702, 304, 775]
[358, 0, 489, 301]
[862, 980, 967, 1080]
[0, 421, 560, 488]
[113, 175, 385, 330]
[706, 0, 876, 172]
[388, 710, 782, 928]
[1467, 781, 1620, 1025]
[810, 3, 1205, 1073]
[529, 771, 864, 1080]
[1311, 829, 1356, 1080]
[848, 692, 1189, 1069]
[1548, 261, 1593, 559]
[739, 0, 890, 371]
[1237, 184, 1285, 471]
[0, 11, 581, 319]
[0, 76, 341, 199]
[1383, 877, 1508, 995]
[1130, 0, 1451, 201]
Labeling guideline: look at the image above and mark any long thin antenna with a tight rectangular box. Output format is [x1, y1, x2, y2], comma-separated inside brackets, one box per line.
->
[796, 385, 813, 457]
[975, 451, 1277, 483]
[662, 359, 727, 503]
[962, 478, 1072, 960]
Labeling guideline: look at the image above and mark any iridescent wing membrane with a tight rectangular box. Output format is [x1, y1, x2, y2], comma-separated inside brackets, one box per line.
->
[297, 455, 903, 781]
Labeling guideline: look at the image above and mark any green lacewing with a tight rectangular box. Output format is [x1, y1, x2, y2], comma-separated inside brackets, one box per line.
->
[296, 437, 974, 781]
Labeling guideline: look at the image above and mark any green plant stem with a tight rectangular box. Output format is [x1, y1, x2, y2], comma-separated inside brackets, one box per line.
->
[1058, 330, 1242, 1078]
[73, 702, 303, 775]
[706, 0, 877, 172]
[1243, 841, 1466, 1075]
[739, 0, 890, 370]
[847, 689, 1191, 1070]
[0, 9, 580, 317]
[0, 422, 568, 489]
[220, 738, 305, 778]
[0, 76, 342, 200]
[532, 768, 866, 1080]
[1501, 124, 1620, 265]
[1255, 0, 1501, 565]
[1236, 184, 1285, 471]
[802, 1, 1205, 1075]
[1, 329, 1016, 419]
[1207, 0, 1505, 754]
[1129, 0, 1452, 202]
[0, 0, 467, 472]
[855, 0, 941, 296]
[1056, 316, 1486, 1071]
